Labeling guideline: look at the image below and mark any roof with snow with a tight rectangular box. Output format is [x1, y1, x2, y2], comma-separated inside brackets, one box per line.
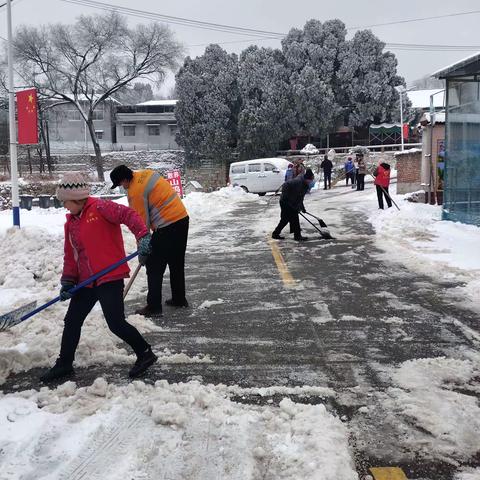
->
[433, 51, 480, 78]
[136, 99, 177, 107]
[407, 89, 445, 110]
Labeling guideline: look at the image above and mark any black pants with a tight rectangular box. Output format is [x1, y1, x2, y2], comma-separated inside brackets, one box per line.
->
[356, 174, 365, 190]
[346, 172, 354, 185]
[324, 171, 331, 189]
[376, 185, 392, 209]
[146, 216, 189, 309]
[273, 200, 301, 238]
[59, 280, 149, 365]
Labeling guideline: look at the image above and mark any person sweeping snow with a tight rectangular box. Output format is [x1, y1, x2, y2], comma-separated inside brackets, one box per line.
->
[110, 165, 190, 317]
[40, 173, 157, 383]
[271, 169, 315, 242]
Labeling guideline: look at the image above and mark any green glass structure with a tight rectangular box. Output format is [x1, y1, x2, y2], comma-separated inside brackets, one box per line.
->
[435, 53, 480, 226]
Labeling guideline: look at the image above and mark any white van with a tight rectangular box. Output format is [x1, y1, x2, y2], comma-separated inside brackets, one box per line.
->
[228, 158, 292, 195]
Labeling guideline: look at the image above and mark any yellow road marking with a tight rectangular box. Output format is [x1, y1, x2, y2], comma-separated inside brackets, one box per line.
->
[370, 467, 408, 480]
[268, 238, 296, 288]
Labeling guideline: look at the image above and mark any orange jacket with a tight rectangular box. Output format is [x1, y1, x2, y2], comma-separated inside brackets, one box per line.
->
[127, 170, 188, 231]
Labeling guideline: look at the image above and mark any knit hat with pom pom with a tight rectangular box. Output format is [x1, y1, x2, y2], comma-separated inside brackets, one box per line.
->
[56, 172, 90, 201]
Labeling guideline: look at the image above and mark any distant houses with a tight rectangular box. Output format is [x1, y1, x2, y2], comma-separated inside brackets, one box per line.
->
[45, 99, 179, 152]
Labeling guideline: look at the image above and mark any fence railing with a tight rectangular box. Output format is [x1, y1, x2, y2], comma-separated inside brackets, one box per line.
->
[278, 142, 422, 156]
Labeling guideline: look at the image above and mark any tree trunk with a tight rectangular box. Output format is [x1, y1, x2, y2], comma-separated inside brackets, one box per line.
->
[86, 118, 104, 181]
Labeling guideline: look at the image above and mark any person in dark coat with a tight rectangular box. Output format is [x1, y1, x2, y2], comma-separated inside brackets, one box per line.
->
[320, 155, 333, 190]
[373, 162, 392, 209]
[272, 169, 315, 242]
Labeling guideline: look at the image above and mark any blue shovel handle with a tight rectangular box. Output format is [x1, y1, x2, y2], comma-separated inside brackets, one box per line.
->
[19, 251, 139, 324]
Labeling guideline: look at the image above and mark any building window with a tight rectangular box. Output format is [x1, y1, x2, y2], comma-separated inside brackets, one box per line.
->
[67, 110, 82, 121]
[95, 130, 103, 140]
[123, 125, 136, 136]
[92, 108, 104, 121]
[148, 125, 160, 136]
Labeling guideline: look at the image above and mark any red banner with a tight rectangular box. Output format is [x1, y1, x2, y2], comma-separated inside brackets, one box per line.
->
[16, 88, 38, 144]
[403, 123, 409, 139]
[167, 170, 183, 197]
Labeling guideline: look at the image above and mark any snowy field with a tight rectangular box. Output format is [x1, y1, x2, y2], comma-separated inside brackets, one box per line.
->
[1, 182, 480, 479]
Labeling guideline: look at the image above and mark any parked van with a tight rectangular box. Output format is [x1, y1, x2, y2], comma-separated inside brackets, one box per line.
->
[228, 158, 293, 195]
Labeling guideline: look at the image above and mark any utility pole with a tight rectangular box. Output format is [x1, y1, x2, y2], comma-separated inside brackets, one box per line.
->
[6, 0, 19, 226]
[395, 85, 406, 151]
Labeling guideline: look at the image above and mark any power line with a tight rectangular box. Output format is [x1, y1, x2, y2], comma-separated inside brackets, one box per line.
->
[59, 0, 480, 52]
[61, 0, 480, 37]
[347, 10, 480, 30]
[60, 0, 285, 38]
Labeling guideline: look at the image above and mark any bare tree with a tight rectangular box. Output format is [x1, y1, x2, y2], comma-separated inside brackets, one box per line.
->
[13, 12, 183, 180]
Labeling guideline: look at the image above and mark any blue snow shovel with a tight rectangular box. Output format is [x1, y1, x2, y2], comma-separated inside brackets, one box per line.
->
[0, 252, 139, 332]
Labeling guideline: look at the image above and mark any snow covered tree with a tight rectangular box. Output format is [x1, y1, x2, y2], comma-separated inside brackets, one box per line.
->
[237, 46, 295, 159]
[281, 19, 346, 138]
[175, 45, 240, 162]
[290, 66, 341, 140]
[14, 12, 183, 180]
[337, 30, 405, 127]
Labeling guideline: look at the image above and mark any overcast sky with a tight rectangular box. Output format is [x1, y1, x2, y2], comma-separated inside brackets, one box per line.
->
[1, 0, 479, 94]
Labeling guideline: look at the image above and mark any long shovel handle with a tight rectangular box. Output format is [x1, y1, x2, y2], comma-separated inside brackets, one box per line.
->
[380, 185, 401, 211]
[123, 264, 142, 299]
[303, 210, 329, 228]
[19, 251, 139, 324]
[299, 212, 322, 234]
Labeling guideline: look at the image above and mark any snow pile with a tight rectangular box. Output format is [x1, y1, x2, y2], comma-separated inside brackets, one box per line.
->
[367, 200, 480, 305]
[382, 356, 480, 461]
[198, 298, 224, 309]
[455, 469, 480, 480]
[183, 186, 260, 220]
[300, 144, 319, 155]
[0, 378, 358, 479]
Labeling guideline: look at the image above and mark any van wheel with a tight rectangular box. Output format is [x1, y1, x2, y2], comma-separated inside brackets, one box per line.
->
[258, 192, 266, 196]
[240, 186, 248, 193]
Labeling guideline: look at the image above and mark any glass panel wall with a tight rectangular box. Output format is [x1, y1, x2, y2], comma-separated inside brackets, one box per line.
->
[444, 79, 480, 225]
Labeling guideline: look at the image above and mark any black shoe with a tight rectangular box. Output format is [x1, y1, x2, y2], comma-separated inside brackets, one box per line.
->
[40, 361, 74, 383]
[271, 232, 285, 240]
[165, 298, 189, 308]
[294, 235, 309, 242]
[129, 347, 158, 378]
[135, 305, 163, 317]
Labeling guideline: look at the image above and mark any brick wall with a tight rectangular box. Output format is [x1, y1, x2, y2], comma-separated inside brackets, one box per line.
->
[396, 150, 422, 194]
[184, 163, 228, 192]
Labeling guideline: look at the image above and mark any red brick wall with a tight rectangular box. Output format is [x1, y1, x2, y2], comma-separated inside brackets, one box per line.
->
[396, 150, 422, 194]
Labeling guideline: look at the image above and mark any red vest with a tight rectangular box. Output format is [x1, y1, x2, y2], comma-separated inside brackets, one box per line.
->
[62, 198, 130, 286]
[374, 165, 391, 188]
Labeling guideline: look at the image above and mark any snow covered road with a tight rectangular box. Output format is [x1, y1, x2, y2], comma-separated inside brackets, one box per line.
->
[1, 183, 480, 479]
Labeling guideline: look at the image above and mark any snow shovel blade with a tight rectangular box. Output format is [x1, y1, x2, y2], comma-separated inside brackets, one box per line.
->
[319, 228, 334, 240]
[0, 301, 38, 332]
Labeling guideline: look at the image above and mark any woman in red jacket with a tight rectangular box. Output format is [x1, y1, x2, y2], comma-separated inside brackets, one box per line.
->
[373, 162, 392, 209]
[40, 172, 157, 383]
